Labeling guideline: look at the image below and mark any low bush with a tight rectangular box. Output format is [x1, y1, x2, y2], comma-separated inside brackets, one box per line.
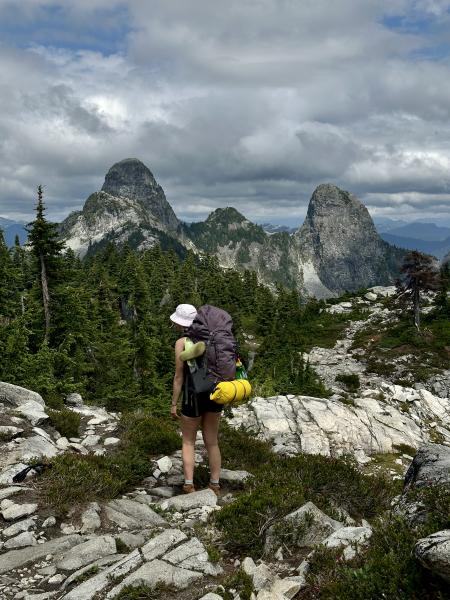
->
[303, 516, 450, 600]
[47, 408, 81, 439]
[114, 584, 176, 600]
[222, 570, 254, 600]
[215, 445, 396, 557]
[335, 373, 360, 393]
[38, 412, 181, 513]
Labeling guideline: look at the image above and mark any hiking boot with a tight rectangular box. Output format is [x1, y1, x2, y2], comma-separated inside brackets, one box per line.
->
[182, 483, 196, 494]
[208, 482, 220, 496]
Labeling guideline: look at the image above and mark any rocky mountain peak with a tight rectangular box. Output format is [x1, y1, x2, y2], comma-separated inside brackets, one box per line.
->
[101, 158, 179, 232]
[296, 184, 405, 293]
[205, 206, 249, 226]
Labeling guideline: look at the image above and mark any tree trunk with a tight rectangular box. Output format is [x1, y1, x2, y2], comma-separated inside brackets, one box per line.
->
[413, 283, 420, 332]
[40, 253, 50, 343]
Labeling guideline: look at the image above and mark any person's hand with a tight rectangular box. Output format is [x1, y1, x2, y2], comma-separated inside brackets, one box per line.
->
[171, 404, 179, 420]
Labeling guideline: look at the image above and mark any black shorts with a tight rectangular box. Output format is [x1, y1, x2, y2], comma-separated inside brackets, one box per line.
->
[181, 390, 223, 418]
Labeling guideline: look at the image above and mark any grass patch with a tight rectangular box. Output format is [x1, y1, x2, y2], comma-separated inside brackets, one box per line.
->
[47, 408, 81, 439]
[37, 412, 181, 513]
[114, 584, 176, 600]
[71, 565, 99, 585]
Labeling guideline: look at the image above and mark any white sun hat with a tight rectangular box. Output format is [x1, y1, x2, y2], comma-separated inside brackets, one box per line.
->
[170, 304, 197, 327]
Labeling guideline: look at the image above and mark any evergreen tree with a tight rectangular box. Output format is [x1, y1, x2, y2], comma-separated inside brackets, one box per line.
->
[397, 251, 440, 331]
[26, 186, 65, 343]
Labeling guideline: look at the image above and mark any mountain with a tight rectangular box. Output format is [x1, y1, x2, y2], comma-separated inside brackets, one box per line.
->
[0, 217, 27, 247]
[294, 184, 405, 295]
[380, 232, 450, 259]
[373, 217, 409, 233]
[60, 160, 406, 297]
[60, 159, 188, 257]
[383, 222, 450, 242]
[261, 223, 297, 235]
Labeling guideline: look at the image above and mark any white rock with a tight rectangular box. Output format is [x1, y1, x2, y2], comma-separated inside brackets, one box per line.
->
[199, 594, 223, 600]
[104, 437, 120, 446]
[81, 435, 100, 447]
[163, 537, 222, 575]
[4, 531, 37, 549]
[62, 549, 142, 600]
[364, 292, 378, 301]
[322, 526, 373, 560]
[66, 393, 83, 407]
[156, 456, 173, 473]
[56, 437, 70, 449]
[141, 528, 187, 561]
[0, 486, 24, 501]
[48, 573, 65, 585]
[416, 529, 450, 582]
[80, 503, 101, 533]
[0, 463, 28, 485]
[57, 535, 117, 571]
[0, 382, 45, 407]
[0, 426, 24, 439]
[15, 401, 49, 426]
[42, 517, 56, 528]
[106, 559, 202, 597]
[161, 489, 217, 512]
[2, 502, 38, 521]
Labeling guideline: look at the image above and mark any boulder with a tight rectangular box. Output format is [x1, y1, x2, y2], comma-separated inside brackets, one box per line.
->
[220, 468, 253, 485]
[4, 530, 37, 549]
[0, 486, 24, 501]
[80, 503, 101, 533]
[162, 537, 222, 575]
[321, 526, 372, 560]
[265, 501, 343, 552]
[105, 498, 167, 529]
[0, 426, 24, 440]
[404, 444, 450, 492]
[15, 401, 49, 426]
[161, 489, 217, 512]
[156, 456, 172, 473]
[0, 382, 45, 407]
[415, 530, 450, 582]
[2, 516, 37, 537]
[66, 393, 83, 407]
[1, 502, 38, 521]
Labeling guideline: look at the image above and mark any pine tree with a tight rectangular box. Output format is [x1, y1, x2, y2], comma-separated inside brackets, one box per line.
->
[26, 186, 65, 343]
[398, 251, 440, 331]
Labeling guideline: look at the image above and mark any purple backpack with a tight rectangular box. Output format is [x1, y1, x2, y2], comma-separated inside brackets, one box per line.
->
[187, 305, 237, 387]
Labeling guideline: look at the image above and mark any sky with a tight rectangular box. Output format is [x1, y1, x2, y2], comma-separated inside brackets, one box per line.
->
[1, 0, 450, 227]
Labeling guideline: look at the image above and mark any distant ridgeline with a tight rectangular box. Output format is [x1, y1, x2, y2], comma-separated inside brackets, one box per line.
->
[59, 158, 407, 299]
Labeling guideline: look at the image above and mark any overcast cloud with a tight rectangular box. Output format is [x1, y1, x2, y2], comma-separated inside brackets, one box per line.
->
[0, 0, 450, 226]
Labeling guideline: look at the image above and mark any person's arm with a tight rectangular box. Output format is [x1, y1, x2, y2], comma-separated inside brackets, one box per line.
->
[171, 338, 185, 419]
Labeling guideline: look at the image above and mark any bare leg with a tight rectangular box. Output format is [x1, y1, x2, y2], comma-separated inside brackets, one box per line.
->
[180, 415, 201, 482]
[202, 412, 221, 482]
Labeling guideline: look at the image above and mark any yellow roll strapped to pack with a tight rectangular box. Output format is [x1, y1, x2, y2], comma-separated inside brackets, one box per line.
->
[210, 379, 252, 405]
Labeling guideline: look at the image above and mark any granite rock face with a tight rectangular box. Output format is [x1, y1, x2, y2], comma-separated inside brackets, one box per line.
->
[295, 184, 405, 294]
[60, 159, 183, 258]
[101, 158, 179, 232]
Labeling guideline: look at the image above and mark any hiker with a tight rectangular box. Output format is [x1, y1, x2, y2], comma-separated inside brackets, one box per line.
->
[170, 303, 223, 495]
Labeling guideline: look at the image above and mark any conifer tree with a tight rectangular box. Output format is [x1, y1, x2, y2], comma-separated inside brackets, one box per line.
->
[397, 251, 439, 331]
[26, 186, 65, 343]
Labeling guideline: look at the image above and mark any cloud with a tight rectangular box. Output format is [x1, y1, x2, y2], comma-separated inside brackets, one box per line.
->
[0, 0, 450, 227]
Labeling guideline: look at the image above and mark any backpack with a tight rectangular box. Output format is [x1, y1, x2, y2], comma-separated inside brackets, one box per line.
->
[186, 305, 237, 392]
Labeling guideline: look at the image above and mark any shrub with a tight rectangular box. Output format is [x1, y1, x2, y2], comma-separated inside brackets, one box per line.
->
[215, 446, 396, 557]
[222, 570, 254, 600]
[38, 412, 181, 513]
[335, 373, 360, 393]
[303, 517, 449, 600]
[47, 408, 80, 439]
[220, 423, 273, 472]
[114, 584, 176, 600]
